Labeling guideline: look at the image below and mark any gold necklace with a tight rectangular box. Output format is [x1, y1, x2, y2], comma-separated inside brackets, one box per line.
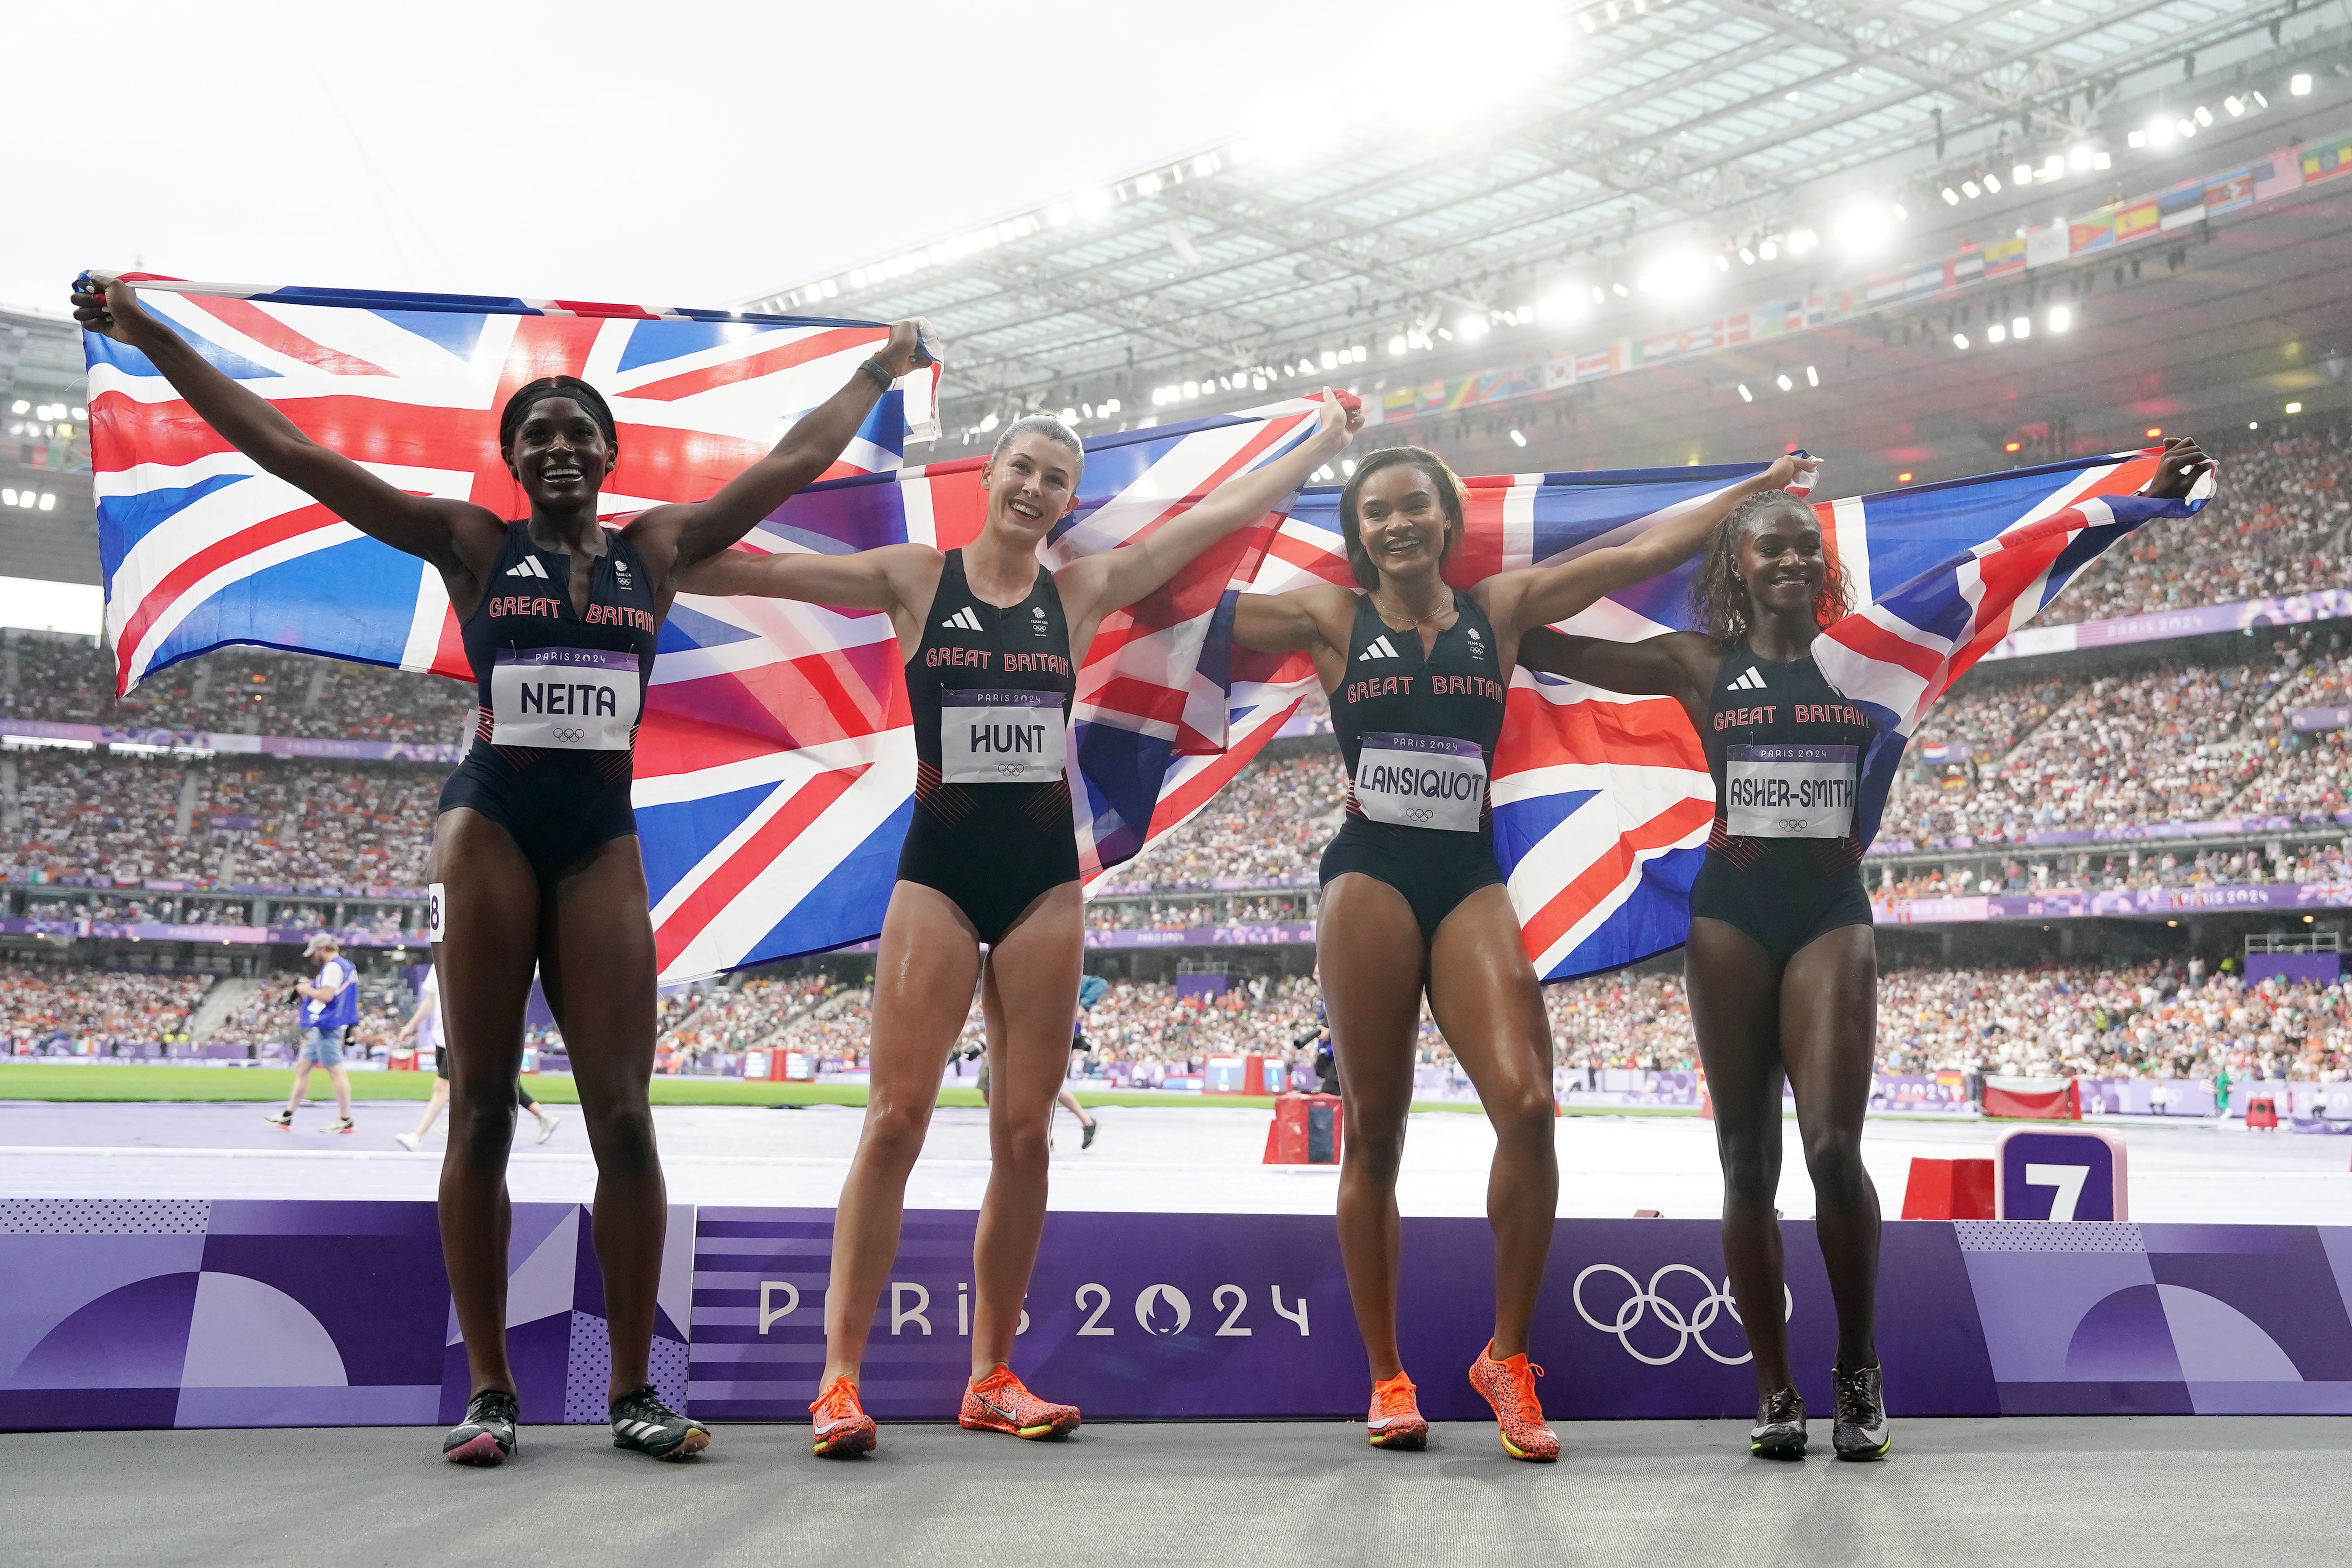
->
[1371, 589, 1454, 630]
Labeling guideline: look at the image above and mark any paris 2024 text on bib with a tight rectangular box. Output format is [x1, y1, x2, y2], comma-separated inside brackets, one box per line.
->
[941, 689, 1068, 784]
[1352, 731, 1487, 832]
[489, 648, 640, 750]
[1724, 743, 1858, 839]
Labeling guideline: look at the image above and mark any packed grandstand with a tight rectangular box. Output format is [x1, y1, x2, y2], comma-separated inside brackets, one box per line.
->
[7, 420, 2352, 1089]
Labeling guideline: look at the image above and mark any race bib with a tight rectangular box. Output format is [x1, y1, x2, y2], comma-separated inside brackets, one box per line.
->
[489, 648, 639, 750]
[1724, 744, 1858, 838]
[1352, 731, 1487, 832]
[941, 689, 1067, 784]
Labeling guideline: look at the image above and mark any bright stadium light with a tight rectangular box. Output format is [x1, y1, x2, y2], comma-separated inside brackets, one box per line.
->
[1737, 384, 1753, 402]
[1389, 334, 1409, 355]
[1804, 365, 1819, 386]
[2093, 151, 2112, 170]
[978, 411, 1000, 433]
[1833, 206, 1890, 254]
[1458, 316, 1489, 339]
[1758, 238, 1780, 260]
[1987, 323, 2007, 344]
[2013, 162, 2034, 183]
[6, 400, 23, 414]
[2048, 305, 2073, 332]
[2292, 72, 2313, 96]
[2287, 401, 2304, 414]
[1320, 350, 1338, 369]
[1776, 373, 1793, 391]
[1509, 429, 1528, 447]
[1952, 333, 1971, 350]
[0, 490, 13, 507]
[1639, 252, 1711, 295]
[2012, 316, 2031, 339]
[1983, 174, 2003, 194]
[1941, 186, 1961, 205]
[2193, 104, 2214, 127]
[2128, 129, 2147, 148]
[1960, 180, 1982, 199]
[2225, 96, 2245, 117]
[1537, 287, 1586, 321]
[1738, 244, 1758, 262]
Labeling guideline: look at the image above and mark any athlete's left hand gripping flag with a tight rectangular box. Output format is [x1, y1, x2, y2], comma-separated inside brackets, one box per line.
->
[85, 276, 941, 696]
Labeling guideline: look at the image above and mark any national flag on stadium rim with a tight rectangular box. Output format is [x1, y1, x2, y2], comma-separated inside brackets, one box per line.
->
[1214, 449, 2208, 982]
[81, 277, 1328, 981]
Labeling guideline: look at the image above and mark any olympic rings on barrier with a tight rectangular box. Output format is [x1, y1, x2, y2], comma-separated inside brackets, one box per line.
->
[1571, 1263, 1793, 1366]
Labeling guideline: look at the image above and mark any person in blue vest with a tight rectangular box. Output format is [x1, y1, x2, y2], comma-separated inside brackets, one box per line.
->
[267, 932, 359, 1134]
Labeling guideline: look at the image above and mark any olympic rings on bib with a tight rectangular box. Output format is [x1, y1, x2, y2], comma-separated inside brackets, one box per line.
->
[1571, 1263, 1791, 1366]
[551, 726, 586, 743]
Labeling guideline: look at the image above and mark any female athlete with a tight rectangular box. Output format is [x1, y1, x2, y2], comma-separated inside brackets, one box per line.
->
[1517, 437, 2211, 1461]
[681, 390, 1362, 1455]
[1232, 446, 1815, 1459]
[72, 273, 930, 1466]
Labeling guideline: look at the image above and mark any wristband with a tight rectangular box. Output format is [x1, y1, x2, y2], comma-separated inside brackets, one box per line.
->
[858, 357, 893, 392]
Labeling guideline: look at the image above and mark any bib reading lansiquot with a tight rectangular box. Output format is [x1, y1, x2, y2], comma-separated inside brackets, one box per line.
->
[489, 648, 640, 751]
[940, 689, 1068, 784]
[1724, 744, 1857, 839]
[1352, 731, 1487, 832]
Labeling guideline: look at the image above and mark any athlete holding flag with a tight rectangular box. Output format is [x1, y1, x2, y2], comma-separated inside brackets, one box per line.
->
[72, 272, 932, 1468]
[682, 389, 1360, 1458]
[1517, 436, 2211, 1461]
[1232, 446, 1814, 1459]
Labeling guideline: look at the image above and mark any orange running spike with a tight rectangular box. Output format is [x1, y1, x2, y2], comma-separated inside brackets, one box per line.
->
[809, 1375, 877, 1458]
[959, 1365, 1081, 1440]
[1467, 1342, 1560, 1462]
[1367, 1371, 1428, 1450]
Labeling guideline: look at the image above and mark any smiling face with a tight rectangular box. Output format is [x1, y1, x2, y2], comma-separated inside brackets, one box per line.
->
[1735, 499, 1828, 619]
[981, 431, 1079, 541]
[1348, 461, 1458, 589]
[502, 396, 614, 511]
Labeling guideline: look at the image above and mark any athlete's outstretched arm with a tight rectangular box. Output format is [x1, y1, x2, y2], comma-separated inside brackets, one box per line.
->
[1516, 627, 1715, 721]
[2140, 436, 2212, 499]
[637, 320, 936, 582]
[70, 274, 500, 573]
[1484, 455, 1819, 637]
[1232, 582, 1354, 656]
[674, 540, 939, 618]
[1060, 389, 1361, 626]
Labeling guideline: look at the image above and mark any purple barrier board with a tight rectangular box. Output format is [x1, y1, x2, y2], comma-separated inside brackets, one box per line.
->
[7, 1202, 2349, 1429]
[1982, 587, 2352, 663]
[2247, 952, 2341, 986]
[1873, 880, 2352, 926]
[0, 1199, 690, 1432]
[0, 715, 458, 763]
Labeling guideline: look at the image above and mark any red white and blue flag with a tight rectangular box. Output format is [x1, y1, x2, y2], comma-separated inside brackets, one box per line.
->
[1219, 450, 2207, 981]
[83, 279, 1325, 981]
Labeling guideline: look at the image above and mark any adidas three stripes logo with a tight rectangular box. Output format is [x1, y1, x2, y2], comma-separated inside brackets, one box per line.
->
[940, 606, 985, 632]
[1356, 635, 1400, 662]
[504, 556, 550, 579]
[1727, 666, 1768, 692]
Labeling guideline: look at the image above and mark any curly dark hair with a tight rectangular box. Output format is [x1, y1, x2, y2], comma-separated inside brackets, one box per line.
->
[1686, 488, 1852, 646]
[1337, 446, 1467, 590]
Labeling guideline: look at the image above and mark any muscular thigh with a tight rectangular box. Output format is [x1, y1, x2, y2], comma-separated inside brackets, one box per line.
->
[1684, 916, 1786, 1116]
[1316, 873, 1425, 1122]
[1424, 884, 1552, 1101]
[978, 884, 1084, 1108]
[428, 807, 540, 1091]
[537, 835, 658, 1091]
[1778, 924, 1877, 1125]
[869, 881, 984, 1109]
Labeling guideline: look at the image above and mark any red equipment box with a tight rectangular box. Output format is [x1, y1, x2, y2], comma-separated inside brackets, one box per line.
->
[1900, 1156, 1994, 1219]
[2245, 1095, 2280, 1130]
[1263, 1093, 1344, 1165]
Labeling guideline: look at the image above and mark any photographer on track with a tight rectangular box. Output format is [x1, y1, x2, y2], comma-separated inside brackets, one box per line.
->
[265, 933, 359, 1135]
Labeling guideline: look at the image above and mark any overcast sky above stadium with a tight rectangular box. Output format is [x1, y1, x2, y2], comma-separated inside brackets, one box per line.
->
[5, 0, 1450, 315]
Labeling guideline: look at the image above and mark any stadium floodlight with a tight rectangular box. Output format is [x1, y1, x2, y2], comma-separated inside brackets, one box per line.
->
[1638, 252, 1711, 295]
[2048, 305, 2073, 333]
[1758, 238, 1780, 259]
[1804, 365, 1819, 387]
[1960, 180, 1981, 199]
[1509, 429, 1528, 448]
[1075, 187, 1112, 220]
[2093, 152, 2111, 170]
[1833, 207, 1890, 255]
[2255, 91, 2270, 107]
[1061, 407, 1078, 422]
[1389, 335, 1409, 355]
[1183, 380, 1200, 398]
[2287, 401, 2304, 414]
[1776, 373, 1794, 391]
[1737, 384, 1753, 402]
[2225, 96, 2245, 117]
[1342, 458, 1358, 477]
[6, 400, 23, 414]
[1458, 316, 1489, 338]
[2012, 316, 2031, 340]
[2148, 117, 2176, 145]
[1892, 202, 1908, 221]
[2293, 72, 2314, 95]
[2013, 162, 2034, 183]
[1103, 399, 1121, 415]
[1538, 288, 1585, 321]
[1941, 186, 1961, 205]
[2250, 420, 2260, 430]
[1714, 254, 1730, 272]
[72, 407, 86, 420]
[1788, 228, 1818, 254]
[1983, 172, 2003, 193]
[1987, 324, 2007, 344]
[1321, 350, 1339, 369]
[2193, 104, 2214, 127]
[2128, 130, 2147, 148]
[2071, 145, 2095, 170]
[978, 411, 1000, 433]
[0, 490, 13, 507]
[1739, 244, 1758, 262]
[1352, 345, 1368, 360]
[1897, 472, 1914, 483]
[1952, 333, 1970, 350]
[1611, 282, 1630, 297]
[2177, 118, 2197, 138]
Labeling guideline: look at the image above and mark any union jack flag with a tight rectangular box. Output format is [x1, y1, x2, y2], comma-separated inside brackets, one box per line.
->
[1222, 449, 2207, 981]
[87, 276, 940, 695]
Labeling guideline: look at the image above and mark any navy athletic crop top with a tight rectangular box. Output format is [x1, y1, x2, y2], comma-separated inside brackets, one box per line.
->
[1702, 640, 1875, 877]
[1328, 592, 1509, 835]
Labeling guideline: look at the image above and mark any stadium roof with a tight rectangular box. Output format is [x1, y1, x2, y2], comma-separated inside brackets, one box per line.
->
[741, 0, 2352, 458]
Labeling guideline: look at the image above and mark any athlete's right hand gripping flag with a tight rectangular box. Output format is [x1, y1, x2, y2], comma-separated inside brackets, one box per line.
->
[1217, 450, 2211, 981]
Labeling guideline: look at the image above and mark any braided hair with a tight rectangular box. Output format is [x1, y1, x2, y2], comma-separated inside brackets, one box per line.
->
[1685, 488, 1852, 646]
